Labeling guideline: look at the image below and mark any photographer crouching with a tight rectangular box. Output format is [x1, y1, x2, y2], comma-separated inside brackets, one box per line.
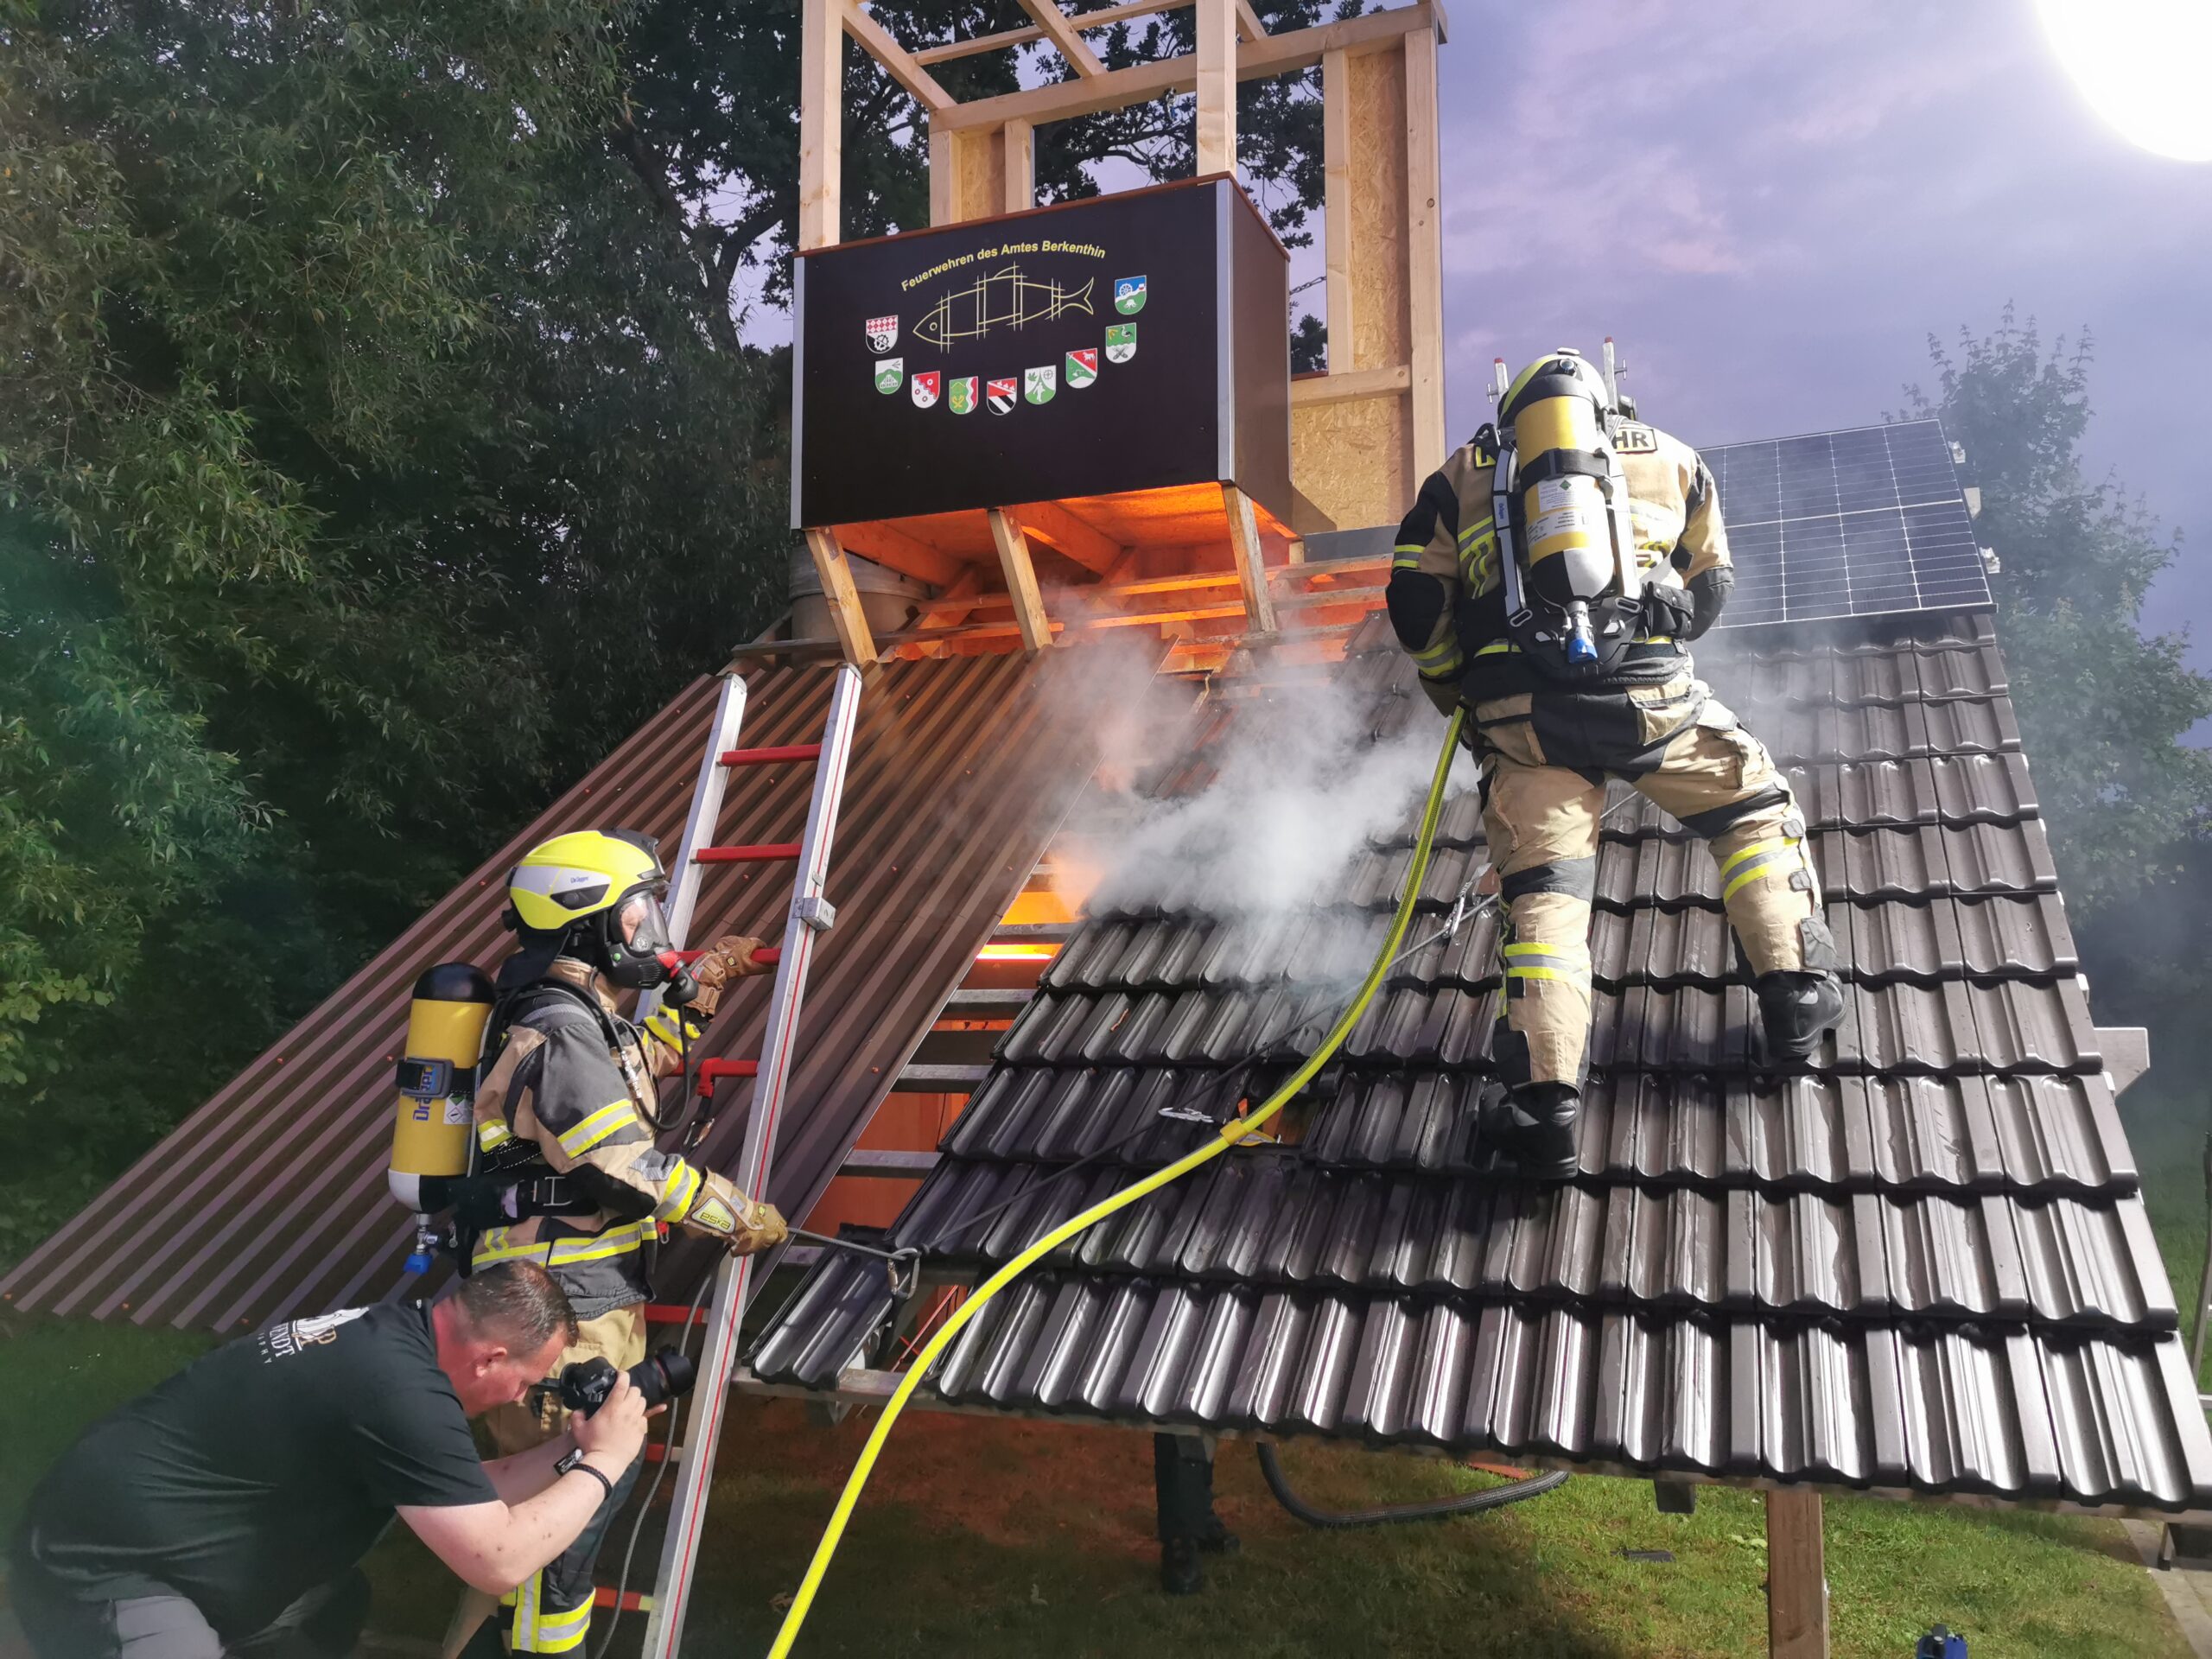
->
[8, 1262, 648, 1658]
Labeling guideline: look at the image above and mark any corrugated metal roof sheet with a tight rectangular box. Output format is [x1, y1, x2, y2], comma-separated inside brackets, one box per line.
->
[2, 652, 1113, 1332]
[748, 610, 2212, 1513]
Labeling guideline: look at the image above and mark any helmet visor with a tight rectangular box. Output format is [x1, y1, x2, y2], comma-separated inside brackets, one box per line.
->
[601, 884, 679, 987]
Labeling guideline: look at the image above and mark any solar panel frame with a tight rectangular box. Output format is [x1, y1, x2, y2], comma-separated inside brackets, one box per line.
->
[1700, 418, 1989, 629]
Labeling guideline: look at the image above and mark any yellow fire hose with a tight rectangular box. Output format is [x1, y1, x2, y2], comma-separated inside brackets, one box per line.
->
[765, 708, 1465, 1657]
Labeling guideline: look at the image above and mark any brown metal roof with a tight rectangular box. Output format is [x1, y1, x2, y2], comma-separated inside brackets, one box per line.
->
[2, 650, 1116, 1333]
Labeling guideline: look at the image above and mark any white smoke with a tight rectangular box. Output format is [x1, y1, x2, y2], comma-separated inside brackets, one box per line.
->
[1083, 672, 1451, 919]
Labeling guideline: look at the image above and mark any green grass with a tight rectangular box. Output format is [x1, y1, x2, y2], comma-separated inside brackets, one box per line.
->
[1, 1223, 2199, 1659]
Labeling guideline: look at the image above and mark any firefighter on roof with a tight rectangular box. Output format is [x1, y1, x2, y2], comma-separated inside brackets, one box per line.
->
[448, 828, 785, 1656]
[1386, 349, 1844, 1181]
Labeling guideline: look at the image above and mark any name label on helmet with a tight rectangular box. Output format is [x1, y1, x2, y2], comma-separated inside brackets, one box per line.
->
[1610, 422, 1658, 455]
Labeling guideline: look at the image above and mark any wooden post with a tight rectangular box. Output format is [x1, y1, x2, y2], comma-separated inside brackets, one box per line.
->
[988, 509, 1052, 652]
[1402, 24, 1446, 473]
[1194, 0, 1237, 177]
[1002, 118, 1035, 213]
[1223, 483, 1277, 634]
[1322, 47, 1355, 374]
[803, 528, 879, 667]
[798, 0, 842, 251]
[1765, 1489, 1829, 1659]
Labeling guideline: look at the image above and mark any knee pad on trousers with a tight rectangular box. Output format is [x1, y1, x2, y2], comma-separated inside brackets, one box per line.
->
[1799, 913, 1839, 975]
[1489, 1017, 1587, 1093]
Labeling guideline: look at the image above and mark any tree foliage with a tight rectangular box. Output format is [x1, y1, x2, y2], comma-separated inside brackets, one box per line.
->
[1902, 308, 2212, 922]
[0, 0, 791, 1257]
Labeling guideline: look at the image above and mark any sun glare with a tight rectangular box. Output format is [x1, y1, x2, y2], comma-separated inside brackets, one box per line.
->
[2036, 0, 2212, 162]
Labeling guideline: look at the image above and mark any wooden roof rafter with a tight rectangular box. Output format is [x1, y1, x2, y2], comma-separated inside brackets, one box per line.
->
[904, 0, 1271, 72]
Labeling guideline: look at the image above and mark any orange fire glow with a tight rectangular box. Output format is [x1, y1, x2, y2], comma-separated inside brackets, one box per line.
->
[976, 943, 1058, 962]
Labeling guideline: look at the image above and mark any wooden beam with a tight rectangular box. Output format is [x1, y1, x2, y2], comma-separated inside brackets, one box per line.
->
[841, 0, 954, 110]
[1322, 46, 1355, 372]
[912, 0, 1190, 64]
[803, 529, 879, 666]
[936, 3, 1434, 130]
[798, 0, 842, 250]
[988, 508, 1052, 652]
[1223, 482, 1277, 633]
[1403, 23, 1446, 473]
[1235, 0, 1268, 39]
[1016, 0, 1107, 76]
[1009, 500, 1119, 574]
[1002, 118, 1035, 213]
[912, 567, 982, 629]
[1765, 1489, 1829, 1659]
[926, 117, 954, 224]
[831, 518, 967, 588]
[1194, 0, 1236, 175]
[1290, 364, 1411, 405]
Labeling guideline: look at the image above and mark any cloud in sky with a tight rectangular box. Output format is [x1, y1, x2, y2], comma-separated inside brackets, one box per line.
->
[1431, 2, 2212, 668]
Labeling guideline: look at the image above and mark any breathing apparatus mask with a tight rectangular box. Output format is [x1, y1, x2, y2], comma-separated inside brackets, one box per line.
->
[1489, 346, 1647, 680]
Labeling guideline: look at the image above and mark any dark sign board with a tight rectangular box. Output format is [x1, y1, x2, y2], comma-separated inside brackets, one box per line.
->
[792, 177, 1290, 530]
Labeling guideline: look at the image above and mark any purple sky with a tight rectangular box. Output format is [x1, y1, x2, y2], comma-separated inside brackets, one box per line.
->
[1417, 1, 2212, 665]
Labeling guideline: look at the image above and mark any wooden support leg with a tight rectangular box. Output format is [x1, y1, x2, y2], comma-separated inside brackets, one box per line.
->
[1194, 0, 1236, 176]
[988, 508, 1052, 652]
[803, 527, 879, 667]
[1765, 1489, 1828, 1658]
[1223, 483, 1278, 635]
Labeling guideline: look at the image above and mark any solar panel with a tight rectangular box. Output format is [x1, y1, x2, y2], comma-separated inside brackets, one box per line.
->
[1700, 418, 1989, 629]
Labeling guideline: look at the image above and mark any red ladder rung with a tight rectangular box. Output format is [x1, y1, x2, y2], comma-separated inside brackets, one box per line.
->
[593, 1587, 653, 1611]
[693, 843, 800, 863]
[642, 1302, 709, 1325]
[720, 743, 822, 766]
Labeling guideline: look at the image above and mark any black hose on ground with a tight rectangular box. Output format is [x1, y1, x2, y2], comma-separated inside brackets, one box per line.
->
[1255, 1442, 1568, 1530]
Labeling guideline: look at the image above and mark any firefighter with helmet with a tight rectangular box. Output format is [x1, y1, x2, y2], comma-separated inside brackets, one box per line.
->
[447, 828, 784, 1656]
[1385, 349, 1845, 1180]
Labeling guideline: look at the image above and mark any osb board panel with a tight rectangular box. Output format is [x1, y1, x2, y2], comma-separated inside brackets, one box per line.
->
[1346, 43, 1410, 377]
[1294, 391, 1410, 532]
[953, 126, 1007, 222]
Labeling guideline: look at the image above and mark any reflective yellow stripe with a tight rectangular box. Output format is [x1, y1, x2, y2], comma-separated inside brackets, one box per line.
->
[1722, 851, 1795, 902]
[656, 1161, 703, 1224]
[522, 1600, 592, 1654]
[1474, 640, 1520, 657]
[1456, 516, 1496, 546]
[1718, 840, 1777, 879]
[477, 1121, 512, 1151]
[548, 1220, 655, 1265]
[1503, 965, 1573, 982]
[1412, 636, 1461, 667]
[557, 1101, 636, 1157]
[1503, 941, 1587, 957]
[471, 1228, 547, 1268]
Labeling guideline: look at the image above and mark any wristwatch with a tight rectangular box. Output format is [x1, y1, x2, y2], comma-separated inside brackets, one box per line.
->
[554, 1446, 615, 1503]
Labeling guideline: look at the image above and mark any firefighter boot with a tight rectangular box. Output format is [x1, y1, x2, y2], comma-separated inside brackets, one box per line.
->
[1478, 1080, 1581, 1182]
[1756, 970, 1843, 1062]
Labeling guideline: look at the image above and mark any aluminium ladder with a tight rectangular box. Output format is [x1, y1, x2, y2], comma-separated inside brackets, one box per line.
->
[624, 660, 865, 1657]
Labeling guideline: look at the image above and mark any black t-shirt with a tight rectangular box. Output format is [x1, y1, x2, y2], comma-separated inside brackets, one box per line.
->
[19, 1303, 496, 1638]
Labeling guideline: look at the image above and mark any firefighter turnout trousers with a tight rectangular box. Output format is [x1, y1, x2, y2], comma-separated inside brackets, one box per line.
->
[480, 1306, 649, 1653]
[1471, 673, 1827, 1088]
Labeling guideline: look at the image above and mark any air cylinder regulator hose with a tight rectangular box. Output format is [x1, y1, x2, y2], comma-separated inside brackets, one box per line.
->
[766, 709, 1491, 1657]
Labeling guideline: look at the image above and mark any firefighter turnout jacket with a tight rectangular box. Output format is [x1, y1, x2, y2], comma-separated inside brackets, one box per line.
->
[469, 953, 782, 1318]
[1388, 419, 1736, 713]
[1386, 421, 1834, 1091]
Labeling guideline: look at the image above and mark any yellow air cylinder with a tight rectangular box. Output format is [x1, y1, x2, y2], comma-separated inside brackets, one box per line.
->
[389, 963, 495, 1210]
[1513, 391, 1614, 602]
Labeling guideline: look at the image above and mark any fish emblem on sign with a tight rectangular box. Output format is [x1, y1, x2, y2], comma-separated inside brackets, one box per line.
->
[1105, 322, 1136, 364]
[949, 376, 978, 416]
[865, 314, 898, 353]
[912, 265, 1095, 348]
[986, 377, 1019, 416]
[874, 357, 903, 395]
[1113, 276, 1147, 315]
[1065, 348, 1097, 389]
[910, 371, 940, 409]
[1024, 365, 1057, 405]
